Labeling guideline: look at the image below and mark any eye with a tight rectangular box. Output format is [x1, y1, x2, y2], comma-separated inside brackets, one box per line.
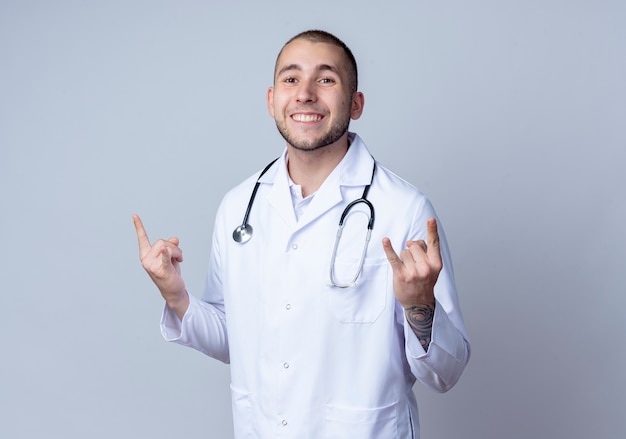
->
[282, 77, 297, 84]
[319, 77, 335, 85]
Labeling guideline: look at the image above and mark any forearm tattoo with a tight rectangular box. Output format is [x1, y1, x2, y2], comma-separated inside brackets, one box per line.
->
[405, 304, 435, 352]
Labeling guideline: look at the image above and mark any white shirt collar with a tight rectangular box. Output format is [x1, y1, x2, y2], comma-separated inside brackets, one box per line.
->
[258, 132, 375, 187]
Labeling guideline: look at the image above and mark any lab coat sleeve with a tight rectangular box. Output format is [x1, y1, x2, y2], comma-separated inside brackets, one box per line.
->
[160, 294, 229, 364]
[403, 300, 469, 392]
[402, 198, 471, 392]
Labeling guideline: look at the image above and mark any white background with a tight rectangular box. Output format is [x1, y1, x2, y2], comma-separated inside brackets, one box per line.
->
[1, 1, 624, 438]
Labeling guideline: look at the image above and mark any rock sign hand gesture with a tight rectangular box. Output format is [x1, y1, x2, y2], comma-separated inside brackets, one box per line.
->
[382, 217, 443, 350]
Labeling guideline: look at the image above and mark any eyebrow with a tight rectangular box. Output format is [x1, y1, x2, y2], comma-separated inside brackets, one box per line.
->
[276, 63, 341, 77]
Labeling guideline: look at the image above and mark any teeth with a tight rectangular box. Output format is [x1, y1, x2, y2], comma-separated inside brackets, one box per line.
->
[292, 114, 322, 122]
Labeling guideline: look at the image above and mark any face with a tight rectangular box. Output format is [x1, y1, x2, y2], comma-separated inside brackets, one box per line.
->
[267, 39, 364, 152]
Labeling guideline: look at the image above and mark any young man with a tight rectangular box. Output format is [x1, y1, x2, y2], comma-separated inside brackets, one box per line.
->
[134, 30, 470, 439]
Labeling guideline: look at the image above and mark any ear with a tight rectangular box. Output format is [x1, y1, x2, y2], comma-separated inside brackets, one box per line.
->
[350, 91, 365, 120]
[267, 87, 275, 118]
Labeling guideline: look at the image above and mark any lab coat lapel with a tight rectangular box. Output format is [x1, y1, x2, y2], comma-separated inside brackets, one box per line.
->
[262, 158, 344, 233]
[260, 134, 375, 234]
[264, 156, 298, 230]
[296, 135, 375, 232]
[296, 170, 343, 231]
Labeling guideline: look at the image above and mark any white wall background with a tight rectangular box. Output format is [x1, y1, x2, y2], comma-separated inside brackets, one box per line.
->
[1, 1, 624, 438]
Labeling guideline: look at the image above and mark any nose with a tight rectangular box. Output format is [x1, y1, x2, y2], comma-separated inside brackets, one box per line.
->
[296, 79, 316, 104]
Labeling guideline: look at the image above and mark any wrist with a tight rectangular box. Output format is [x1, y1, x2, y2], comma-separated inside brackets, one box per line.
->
[166, 290, 190, 320]
[401, 297, 435, 310]
[404, 302, 435, 352]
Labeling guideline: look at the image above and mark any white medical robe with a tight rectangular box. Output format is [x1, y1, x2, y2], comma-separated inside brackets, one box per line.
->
[161, 133, 470, 438]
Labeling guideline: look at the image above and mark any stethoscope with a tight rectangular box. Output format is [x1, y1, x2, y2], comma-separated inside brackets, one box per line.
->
[233, 158, 376, 288]
[232, 158, 279, 244]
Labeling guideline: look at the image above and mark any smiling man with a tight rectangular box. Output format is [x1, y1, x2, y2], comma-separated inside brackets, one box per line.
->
[270, 35, 360, 151]
[134, 30, 470, 439]
[268, 33, 365, 198]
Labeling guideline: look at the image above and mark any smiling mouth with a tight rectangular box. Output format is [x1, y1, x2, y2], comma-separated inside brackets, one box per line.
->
[291, 113, 323, 122]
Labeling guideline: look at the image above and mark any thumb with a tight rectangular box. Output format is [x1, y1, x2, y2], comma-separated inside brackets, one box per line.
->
[382, 237, 403, 269]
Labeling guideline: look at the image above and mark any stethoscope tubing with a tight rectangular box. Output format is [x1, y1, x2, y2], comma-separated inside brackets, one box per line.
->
[232, 158, 278, 243]
[240, 158, 278, 227]
[233, 157, 377, 289]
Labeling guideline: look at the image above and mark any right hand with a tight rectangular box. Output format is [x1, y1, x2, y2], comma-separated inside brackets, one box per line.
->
[133, 214, 189, 319]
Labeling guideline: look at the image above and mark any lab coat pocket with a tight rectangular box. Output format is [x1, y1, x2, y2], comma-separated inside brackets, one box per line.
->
[324, 401, 398, 438]
[327, 258, 389, 323]
[230, 385, 256, 438]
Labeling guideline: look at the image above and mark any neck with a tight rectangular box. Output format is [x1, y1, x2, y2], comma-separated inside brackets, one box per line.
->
[287, 137, 350, 197]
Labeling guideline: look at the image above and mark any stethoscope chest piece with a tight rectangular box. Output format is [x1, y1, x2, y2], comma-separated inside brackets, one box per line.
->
[232, 157, 279, 245]
[233, 224, 253, 243]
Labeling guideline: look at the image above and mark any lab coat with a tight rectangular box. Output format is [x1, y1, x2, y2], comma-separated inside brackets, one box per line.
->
[161, 133, 470, 439]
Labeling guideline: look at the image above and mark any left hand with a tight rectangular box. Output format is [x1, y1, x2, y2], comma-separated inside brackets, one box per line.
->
[382, 217, 442, 308]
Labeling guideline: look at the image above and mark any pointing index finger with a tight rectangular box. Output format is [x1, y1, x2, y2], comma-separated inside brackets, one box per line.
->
[133, 214, 152, 257]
